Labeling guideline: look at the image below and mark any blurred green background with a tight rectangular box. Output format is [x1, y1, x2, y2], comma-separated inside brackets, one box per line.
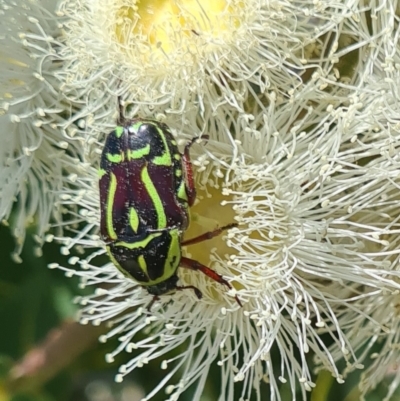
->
[0, 224, 398, 401]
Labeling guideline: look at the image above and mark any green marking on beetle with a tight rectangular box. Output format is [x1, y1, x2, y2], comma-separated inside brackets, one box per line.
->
[152, 126, 172, 166]
[106, 173, 118, 240]
[177, 181, 188, 202]
[107, 153, 124, 163]
[114, 126, 124, 138]
[140, 232, 179, 285]
[130, 121, 146, 133]
[115, 232, 162, 249]
[127, 144, 150, 160]
[140, 270, 176, 286]
[138, 230, 181, 287]
[174, 154, 181, 160]
[153, 153, 171, 166]
[175, 169, 182, 177]
[129, 207, 140, 233]
[141, 165, 167, 228]
[98, 168, 106, 178]
[165, 229, 181, 273]
[138, 255, 147, 272]
[106, 246, 129, 277]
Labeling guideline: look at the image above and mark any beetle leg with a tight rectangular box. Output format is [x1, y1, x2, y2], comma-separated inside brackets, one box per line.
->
[182, 135, 209, 206]
[146, 295, 160, 311]
[180, 256, 242, 307]
[181, 223, 237, 246]
[146, 287, 202, 312]
[175, 285, 203, 299]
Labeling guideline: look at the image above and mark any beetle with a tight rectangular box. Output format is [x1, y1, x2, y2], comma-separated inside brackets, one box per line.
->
[99, 98, 241, 309]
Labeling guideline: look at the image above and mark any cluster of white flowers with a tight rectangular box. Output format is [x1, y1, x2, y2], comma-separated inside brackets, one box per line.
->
[0, 0, 83, 258]
[4, 0, 400, 400]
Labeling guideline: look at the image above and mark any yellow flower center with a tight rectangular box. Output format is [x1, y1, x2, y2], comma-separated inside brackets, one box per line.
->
[115, 0, 240, 53]
[184, 185, 236, 265]
[172, 184, 236, 299]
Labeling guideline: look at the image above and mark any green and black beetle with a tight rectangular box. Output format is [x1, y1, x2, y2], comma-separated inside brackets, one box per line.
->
[99, 98, 241, 309]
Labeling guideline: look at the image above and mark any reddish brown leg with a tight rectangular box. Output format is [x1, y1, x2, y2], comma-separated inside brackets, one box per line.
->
[180, 257, 242, 307]
[175, 285, 203, 299]
[182, 135, 209, 206]
[182, 223, 237, 247]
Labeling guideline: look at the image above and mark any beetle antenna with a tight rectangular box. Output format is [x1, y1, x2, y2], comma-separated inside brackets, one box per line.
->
[117, 96, 125, 125]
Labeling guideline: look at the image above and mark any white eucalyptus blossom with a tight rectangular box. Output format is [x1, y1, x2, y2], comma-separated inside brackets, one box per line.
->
[0, 0, 82, 257]
[324, 291, 400, 401]
[53, 0, 400, 400]
[358, 295, 400, 401]
[312, 9, 400, 399]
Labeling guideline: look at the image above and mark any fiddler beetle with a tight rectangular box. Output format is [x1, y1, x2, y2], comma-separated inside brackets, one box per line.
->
[99, 98, 241, 309]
